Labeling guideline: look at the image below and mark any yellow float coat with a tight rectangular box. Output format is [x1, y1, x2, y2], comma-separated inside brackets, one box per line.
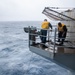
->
[41, 21, 50, 29]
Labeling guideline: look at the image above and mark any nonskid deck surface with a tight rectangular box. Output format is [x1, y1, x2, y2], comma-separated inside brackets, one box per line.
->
[31, 41, 75, 53]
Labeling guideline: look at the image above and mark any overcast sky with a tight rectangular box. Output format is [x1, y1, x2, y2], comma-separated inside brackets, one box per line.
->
[0, 0, 75, 21]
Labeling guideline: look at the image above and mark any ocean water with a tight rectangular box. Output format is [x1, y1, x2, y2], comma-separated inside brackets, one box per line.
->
[0, 21, 69, 75]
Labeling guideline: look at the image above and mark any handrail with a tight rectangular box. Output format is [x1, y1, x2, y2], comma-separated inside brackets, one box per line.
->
[28, 26, 75, 53]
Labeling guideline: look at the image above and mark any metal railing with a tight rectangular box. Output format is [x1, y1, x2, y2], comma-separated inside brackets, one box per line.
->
[28, 26, 75, 53]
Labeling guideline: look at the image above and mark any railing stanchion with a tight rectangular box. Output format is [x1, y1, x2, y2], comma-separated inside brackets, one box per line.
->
[48, 29, 50, 41]
[53, 28, 57, 54]
[28, 26, 30, 47]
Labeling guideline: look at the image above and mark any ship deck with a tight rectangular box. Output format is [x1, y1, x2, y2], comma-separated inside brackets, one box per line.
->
[31, 41, 75, 54]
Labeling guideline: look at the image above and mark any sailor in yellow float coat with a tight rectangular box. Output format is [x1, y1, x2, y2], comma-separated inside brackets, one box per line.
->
[40, 19, 52, 45]
[58, 23, 65, 32]
[58, 22, 67, 45]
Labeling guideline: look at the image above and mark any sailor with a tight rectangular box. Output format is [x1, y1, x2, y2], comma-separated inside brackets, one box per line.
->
[57, 22, 67, 45]
[40, 19, 52, 47]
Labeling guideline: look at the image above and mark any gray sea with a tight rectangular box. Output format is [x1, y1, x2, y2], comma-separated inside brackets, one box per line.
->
[0, 21, 69, 75]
